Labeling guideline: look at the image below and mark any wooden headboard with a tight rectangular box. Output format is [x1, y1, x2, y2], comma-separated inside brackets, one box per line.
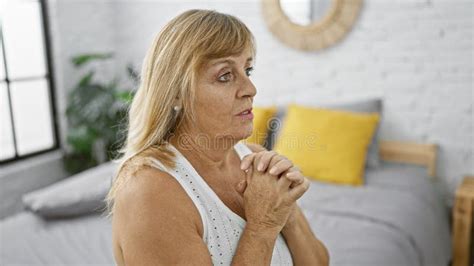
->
[379, 140, 438, 179]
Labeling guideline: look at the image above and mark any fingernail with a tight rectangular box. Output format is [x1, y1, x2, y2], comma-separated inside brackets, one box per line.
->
[257, 163, 263, 171]
[240, 164, 246, 170]
[269, 167, 276, 175]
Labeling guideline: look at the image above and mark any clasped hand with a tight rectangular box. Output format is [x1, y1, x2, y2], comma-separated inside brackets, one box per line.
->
[235, 150, 310, 232]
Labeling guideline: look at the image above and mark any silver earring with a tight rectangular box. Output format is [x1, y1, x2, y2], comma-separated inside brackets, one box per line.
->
[173, 105, 181, 112]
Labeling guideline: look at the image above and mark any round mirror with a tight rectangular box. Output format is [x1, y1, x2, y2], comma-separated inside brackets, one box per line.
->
[280, 0, 333, 26]
[261, 0, 363, 51]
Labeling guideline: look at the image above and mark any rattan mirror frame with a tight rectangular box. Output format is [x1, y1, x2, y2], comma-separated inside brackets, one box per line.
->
[261, 0, 363, 51]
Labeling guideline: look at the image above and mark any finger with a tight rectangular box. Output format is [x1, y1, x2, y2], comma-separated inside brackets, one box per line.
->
[235, 180, 247, 195]
[256, 151, 278, 172]
[240, 153, 256, 170]
[286, 172, 304, 189]
[282, 166, 301, 179]
[244, 165, 254, 187]
[266, 154, 285, 173]
[285, 171, 305, 184]
[288, 178, 311, 200]
[277, 174, 293, 190]
[252, 152, 265, 171]
[268, 159, 293, 176]
[288, 165, 300, 173]
[280, 166, 299, 176]
[278, 168, 302, 188]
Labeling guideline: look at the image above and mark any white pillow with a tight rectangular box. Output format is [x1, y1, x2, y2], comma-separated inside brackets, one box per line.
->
[22, 161, 116, 218]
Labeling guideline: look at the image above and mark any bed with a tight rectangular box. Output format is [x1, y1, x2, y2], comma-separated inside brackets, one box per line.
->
[0, 140, 452, 266]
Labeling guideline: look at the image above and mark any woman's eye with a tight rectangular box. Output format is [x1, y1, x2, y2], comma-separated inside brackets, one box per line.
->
[246, 67, 254, 76]
[218, 72, 232, 82]
[218, 67, 254, 83]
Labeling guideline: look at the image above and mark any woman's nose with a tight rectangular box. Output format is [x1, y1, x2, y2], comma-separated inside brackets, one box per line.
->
[238, 78, 257, 98]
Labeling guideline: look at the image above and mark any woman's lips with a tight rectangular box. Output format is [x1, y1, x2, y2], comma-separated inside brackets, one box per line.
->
[237, 108, 253, 120]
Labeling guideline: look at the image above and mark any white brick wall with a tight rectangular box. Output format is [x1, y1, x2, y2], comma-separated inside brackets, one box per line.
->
[49, 0, 473, 204]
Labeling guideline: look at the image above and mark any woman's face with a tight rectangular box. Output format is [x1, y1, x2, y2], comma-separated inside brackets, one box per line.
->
[187, 49, 257, 145]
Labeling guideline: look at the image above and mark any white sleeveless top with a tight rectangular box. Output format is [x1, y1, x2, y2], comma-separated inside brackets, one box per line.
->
[148, 141, 293, 265]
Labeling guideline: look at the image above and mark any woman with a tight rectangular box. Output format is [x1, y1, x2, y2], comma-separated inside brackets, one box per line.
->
[106, 9, 329, 265]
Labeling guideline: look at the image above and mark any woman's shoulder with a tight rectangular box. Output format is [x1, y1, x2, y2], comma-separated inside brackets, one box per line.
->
[113, 158, 204, 234]
[114, 158, 180, 210]
[111, 161, 205, 263]
[115, 154, 188, 210]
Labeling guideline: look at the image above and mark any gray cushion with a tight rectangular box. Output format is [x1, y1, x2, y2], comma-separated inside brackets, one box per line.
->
[264, 97, 383, 169]
[22, 161, 116, 218]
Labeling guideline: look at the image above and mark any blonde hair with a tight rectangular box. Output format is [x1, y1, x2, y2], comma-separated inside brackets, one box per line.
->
[104, 9, 256, 217]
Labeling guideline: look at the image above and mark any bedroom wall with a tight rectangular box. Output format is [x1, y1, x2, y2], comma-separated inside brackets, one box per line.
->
[110, 0, 473, 204]
[1, 0, 471, 218]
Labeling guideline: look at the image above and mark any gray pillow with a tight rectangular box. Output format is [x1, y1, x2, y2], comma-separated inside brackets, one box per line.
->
[22, 161, 116, 218]
[264, 97, 383, 169]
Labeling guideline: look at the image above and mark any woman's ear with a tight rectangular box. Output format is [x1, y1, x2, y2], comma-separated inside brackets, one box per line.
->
[173, 97, 181, 111]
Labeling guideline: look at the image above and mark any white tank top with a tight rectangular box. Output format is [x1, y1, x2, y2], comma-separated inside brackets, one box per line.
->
[148, 141, 293, 265]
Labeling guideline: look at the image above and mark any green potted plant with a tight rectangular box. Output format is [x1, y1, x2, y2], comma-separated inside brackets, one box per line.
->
[63, 53, 138, 174]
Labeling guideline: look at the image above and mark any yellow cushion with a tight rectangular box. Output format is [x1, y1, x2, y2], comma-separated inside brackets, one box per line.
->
[273, 104, 380, 186]
[244, 106, 277, 146]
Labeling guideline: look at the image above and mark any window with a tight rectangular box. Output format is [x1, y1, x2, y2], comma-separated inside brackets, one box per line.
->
[0, 0, 59, 164]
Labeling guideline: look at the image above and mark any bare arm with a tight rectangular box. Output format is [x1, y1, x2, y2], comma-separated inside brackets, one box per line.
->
[113, 166, 294, 265]
[281, 207, 329, 266]
[234, 155, 310, 265]
[231, 225, 280, 265]
[113, 167, 212, 265]
[244, 142, 330, 265]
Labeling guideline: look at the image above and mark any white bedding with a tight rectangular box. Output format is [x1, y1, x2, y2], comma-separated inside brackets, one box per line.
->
[0, 161, 451, 266]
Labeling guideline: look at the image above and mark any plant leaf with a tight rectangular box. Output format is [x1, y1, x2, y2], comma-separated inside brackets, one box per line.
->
[71, 53, 114, 67]
[66, 126, 96, 154]
[78, 71, 94, 87]
[126, 63, 140, 85]
[115, 91, 135, 103]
